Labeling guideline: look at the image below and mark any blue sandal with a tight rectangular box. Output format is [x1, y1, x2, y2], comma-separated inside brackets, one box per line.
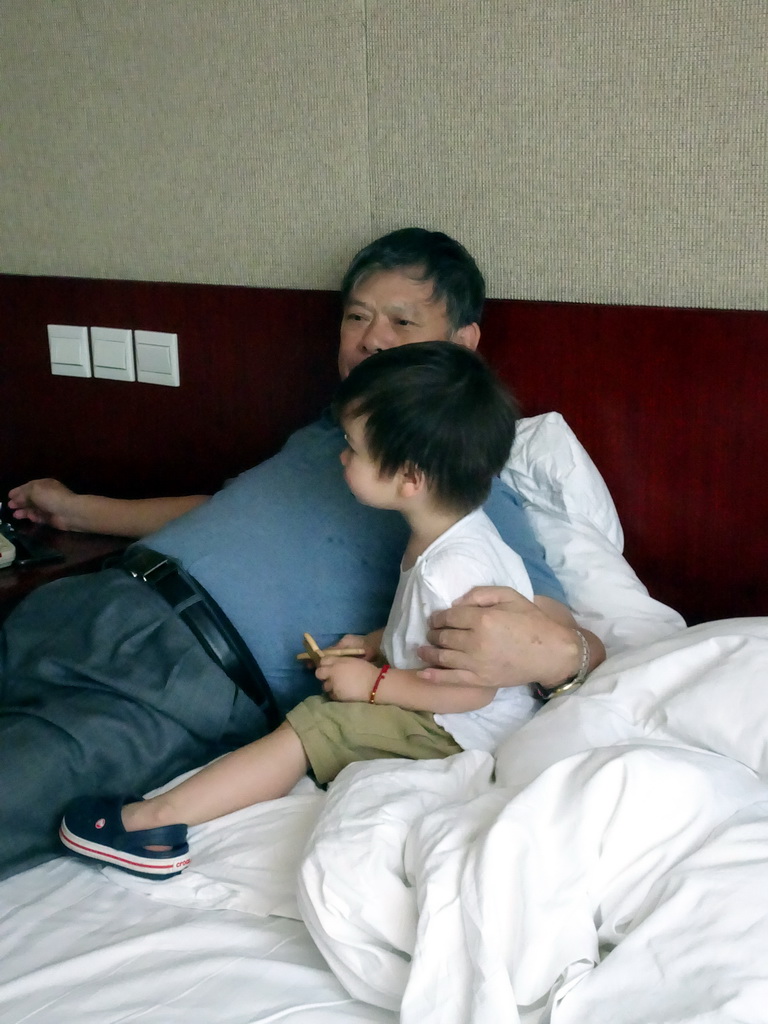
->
[60, 795, 190, 880]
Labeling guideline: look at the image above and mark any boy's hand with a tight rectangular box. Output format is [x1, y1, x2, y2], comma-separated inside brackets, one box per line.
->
[333, 628, 383, 662]
[334, 634, 367, 648]
[316, 656, 379, 702]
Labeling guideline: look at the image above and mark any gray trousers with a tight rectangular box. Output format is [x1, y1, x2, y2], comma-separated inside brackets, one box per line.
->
[0, 569, 270, 881]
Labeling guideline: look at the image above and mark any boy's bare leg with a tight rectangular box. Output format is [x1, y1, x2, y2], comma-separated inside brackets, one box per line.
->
[121, 722, 309, 837]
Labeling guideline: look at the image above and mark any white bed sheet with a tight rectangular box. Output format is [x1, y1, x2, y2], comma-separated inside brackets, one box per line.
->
[4, 619, 767, 1024]
[0, 777, 395, 1023]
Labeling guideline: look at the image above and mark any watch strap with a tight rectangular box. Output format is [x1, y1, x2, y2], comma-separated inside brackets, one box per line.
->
[532, 628, 590, 701]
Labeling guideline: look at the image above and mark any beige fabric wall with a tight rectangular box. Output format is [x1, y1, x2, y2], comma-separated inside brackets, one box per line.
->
[1, 0, 370, 289]
[2, 1, 766, 308]
[367, 2, 767, 308]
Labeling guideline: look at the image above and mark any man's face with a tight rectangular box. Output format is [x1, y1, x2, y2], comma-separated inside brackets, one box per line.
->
[338, 268, 476, 378]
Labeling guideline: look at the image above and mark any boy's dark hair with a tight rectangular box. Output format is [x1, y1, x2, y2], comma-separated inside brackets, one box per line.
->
[332, 341, 519, 514]
[340, 227, 485, 332]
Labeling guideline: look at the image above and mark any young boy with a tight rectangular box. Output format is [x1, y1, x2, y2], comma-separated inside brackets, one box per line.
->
[60, 342, 537, 879]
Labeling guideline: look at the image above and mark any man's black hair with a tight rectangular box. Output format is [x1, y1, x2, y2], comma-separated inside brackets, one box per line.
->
[332, 341, 518, 514]
[340, 227, 485, 332]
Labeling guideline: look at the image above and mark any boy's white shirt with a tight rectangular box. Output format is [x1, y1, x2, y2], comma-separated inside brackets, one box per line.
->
[381, 507, 538, 753]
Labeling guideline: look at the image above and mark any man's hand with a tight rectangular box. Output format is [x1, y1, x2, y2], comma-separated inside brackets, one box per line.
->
[7, 481, 210, 538]
[315, 656, 379, 702]
[418, 586, 604, 690]
[7, 479, 80, 531]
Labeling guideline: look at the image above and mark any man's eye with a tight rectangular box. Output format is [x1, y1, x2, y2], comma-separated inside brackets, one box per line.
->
[345, 313, 365, 322]
[395, 319, 414, 327]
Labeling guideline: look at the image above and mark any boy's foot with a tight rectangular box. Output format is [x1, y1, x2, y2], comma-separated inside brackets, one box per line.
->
[60, 795, 190, 880]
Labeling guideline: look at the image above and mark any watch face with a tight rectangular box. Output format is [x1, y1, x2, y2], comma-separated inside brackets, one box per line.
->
[533, 680, 577, 701]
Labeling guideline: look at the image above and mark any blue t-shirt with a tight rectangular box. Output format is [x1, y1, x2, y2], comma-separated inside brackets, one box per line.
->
[147, 414, 565, 713]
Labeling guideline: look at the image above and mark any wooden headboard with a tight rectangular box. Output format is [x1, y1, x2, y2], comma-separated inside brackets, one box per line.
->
[1, 273, 766, 626]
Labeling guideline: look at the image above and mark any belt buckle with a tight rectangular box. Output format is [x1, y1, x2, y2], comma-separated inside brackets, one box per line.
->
[140, 558, 175, 585]
[124, 549, 174, 585]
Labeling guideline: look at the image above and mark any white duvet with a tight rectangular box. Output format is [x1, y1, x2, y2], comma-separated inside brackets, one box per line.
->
[297, 617, 768, 1023]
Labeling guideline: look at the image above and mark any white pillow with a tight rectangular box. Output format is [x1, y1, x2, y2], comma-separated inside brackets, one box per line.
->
[507, 412, 623, 549]
[504, 413, 685, 653]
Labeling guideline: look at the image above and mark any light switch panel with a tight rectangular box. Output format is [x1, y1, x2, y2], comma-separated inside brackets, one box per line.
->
[134, 330, 180, 387]
[48, 325, 92, 377]
[91, 327, 136, 381]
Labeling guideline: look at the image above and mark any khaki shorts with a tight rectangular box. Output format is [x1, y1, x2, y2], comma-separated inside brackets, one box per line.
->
[286, 694, 462, 785]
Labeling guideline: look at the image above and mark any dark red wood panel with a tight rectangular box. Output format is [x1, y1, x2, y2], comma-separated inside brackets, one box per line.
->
[1, 273, 766, 625]
[481, 300, 768, 624]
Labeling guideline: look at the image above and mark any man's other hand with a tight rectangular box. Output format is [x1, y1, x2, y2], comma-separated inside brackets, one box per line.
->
[417, 586, 596, 690]
[7, 479, 79, 532]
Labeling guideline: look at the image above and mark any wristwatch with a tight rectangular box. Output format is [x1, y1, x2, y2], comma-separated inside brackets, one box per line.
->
[532, 628, 590, 701]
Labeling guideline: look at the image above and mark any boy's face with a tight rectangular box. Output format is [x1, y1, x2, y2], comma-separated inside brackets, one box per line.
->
[339, 415, 401, 510]
[337, 268, 465, 379]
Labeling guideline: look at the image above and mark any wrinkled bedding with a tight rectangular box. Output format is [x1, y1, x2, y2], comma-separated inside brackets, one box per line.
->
[3, 619, 767, 1022]
[297, 617, 768, 1023]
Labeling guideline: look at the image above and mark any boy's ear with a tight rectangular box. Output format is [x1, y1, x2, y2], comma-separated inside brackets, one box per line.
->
[399, 463, 426, 497]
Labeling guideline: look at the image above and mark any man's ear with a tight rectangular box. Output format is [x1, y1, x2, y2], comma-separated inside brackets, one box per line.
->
[452, 322, 480, 351]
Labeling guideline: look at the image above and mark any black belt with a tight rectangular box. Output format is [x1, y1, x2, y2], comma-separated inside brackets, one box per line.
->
[116, 545, 280, 729]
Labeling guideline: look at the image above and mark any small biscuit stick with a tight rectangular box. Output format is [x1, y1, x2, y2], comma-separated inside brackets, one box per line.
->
[301, 632, 324, 667]
[297, 632, 366, 663]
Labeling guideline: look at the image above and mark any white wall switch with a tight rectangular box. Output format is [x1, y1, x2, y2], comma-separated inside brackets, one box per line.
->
[134, 330, 180, 387]
[48, 325, 92, 378]
[91, 326, 136, 382]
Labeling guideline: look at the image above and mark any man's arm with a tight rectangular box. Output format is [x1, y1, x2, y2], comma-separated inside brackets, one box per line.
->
[7, 478, 210, 538]
[417, 586, 605, 691]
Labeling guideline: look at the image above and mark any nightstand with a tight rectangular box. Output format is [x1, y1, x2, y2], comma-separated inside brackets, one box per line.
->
[0, 525, 127, 622]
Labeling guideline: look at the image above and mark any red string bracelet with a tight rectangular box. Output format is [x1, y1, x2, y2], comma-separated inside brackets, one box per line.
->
[369, 664, 390, 704]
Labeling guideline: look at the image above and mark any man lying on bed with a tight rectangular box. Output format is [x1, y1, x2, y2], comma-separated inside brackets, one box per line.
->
[1, 227, 605, 881]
